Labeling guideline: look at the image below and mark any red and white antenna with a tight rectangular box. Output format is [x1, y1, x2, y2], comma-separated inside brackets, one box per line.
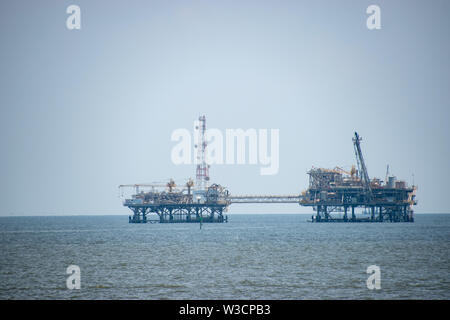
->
[195, 115, 209, 190]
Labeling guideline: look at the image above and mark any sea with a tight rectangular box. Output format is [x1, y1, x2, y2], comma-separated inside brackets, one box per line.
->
[0, 214, 449, 299]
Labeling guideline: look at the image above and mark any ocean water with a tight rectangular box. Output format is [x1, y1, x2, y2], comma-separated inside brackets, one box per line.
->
[0, 214, 449, 300]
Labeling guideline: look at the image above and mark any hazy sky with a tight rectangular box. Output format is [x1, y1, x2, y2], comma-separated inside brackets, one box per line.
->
[0, 0, 449, 215]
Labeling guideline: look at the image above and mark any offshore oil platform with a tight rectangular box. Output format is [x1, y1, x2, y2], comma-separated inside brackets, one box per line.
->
[300, 132, 417, 222]
[120, 116, 230, 223]
[119, 116, 417, 223]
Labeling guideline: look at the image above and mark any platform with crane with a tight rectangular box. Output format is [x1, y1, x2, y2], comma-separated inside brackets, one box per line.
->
[119, 116, 417, 223]
[300, 133, 417, 222]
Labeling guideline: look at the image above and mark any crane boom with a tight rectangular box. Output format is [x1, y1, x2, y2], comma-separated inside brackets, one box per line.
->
[352, 132, 372, 201]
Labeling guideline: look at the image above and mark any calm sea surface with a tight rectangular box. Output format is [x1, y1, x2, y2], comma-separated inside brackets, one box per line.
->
[0, 214, 449, 299]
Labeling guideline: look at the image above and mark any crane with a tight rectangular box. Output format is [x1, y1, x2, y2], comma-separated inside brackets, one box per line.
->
[352, 132, 372, 201]
[186, 178, 194, 195]
[166, 179, 176, 193]
[334, 165, 357, 178]
[118, 178, 195, 195]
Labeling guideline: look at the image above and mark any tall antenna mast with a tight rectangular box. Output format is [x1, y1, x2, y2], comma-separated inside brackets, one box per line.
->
[195, 115, 209, 190]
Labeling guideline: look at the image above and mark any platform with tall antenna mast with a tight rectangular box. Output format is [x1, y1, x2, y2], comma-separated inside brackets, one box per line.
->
[119, 116, 417, 223]
[120, 115, 229, 223]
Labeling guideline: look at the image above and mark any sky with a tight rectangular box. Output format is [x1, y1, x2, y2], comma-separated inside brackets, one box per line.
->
[0, 0, 449, 215]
